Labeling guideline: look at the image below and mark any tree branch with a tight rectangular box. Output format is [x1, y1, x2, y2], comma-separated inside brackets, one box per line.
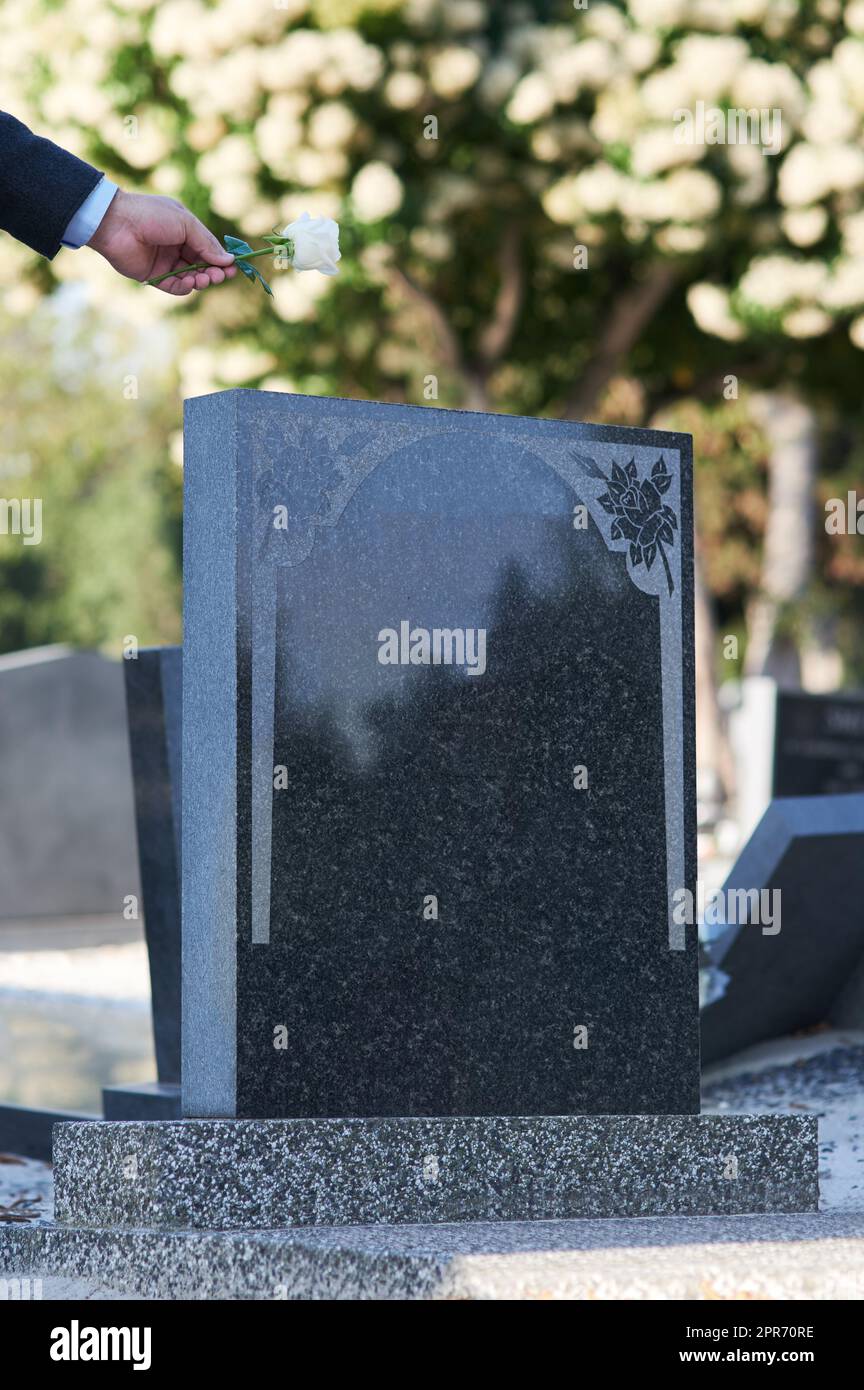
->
[386, 264, 463, 374]
[563, 261, 680, 420]
[476, 224, 523, 369]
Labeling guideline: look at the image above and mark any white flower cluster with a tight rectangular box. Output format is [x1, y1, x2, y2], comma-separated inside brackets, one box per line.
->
[4, 0, 864, 357]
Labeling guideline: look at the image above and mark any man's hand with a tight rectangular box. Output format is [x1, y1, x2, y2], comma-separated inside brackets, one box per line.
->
[88, 190, 236, 295]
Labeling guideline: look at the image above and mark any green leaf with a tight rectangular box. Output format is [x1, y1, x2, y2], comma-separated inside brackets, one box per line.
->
[223, 234, 273, 294]
[249, 265, 273, 296]
[224, 234, 253, 256]
[224, 234, 257, 281]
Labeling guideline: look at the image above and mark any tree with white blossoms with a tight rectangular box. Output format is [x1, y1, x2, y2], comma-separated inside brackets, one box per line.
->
[2, 0, 864, 726]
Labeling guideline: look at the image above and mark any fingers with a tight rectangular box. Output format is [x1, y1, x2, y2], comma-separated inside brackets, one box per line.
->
[152, 263, 238, 296]
[152, 270, 196, 296]
[178, 210, 235, 266]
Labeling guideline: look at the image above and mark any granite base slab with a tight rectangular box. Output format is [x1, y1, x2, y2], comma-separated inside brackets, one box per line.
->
[4, 1210, 861, 1301]
[53, 1115, 817, 1231]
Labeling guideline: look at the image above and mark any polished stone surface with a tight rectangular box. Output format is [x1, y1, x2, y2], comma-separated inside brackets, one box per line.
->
[182, 392, 697, 1118]
[124, 646, 182, 1086]
[701, 794, 864, 1064]
[53, 1115, 816, 1230]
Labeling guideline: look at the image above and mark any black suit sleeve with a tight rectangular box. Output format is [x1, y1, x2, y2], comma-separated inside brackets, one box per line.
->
[0, 111, 103, 259]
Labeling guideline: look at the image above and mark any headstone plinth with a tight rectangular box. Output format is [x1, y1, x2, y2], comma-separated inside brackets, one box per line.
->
[54, 1115, 818, 1230]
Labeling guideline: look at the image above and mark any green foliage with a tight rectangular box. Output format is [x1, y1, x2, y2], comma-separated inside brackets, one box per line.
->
[0, 308, 182, 655]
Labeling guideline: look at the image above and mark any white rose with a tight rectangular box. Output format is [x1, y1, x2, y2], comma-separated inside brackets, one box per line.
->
[282, 213, 341, 276]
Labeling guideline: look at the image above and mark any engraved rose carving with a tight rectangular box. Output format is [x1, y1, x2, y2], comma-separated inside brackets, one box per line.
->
[575, 452, 678, 596]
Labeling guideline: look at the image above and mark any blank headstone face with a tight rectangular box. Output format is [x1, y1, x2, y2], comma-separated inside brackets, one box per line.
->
[182, 392, 697, 1119]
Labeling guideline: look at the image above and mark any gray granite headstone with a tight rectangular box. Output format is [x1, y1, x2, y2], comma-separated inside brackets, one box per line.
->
[182, 390, 698, 1119]
[0, 646, 139, 918]
[701, 793, 864, 1065]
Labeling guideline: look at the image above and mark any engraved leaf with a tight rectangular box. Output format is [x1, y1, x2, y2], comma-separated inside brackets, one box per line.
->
[571, 451, 607, 480]
[652, 456, 673, 494]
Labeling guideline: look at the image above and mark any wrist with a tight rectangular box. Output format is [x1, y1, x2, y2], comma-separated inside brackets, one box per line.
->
[89, 187, 127, 254]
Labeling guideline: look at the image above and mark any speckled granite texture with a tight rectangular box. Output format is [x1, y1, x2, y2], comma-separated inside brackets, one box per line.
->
[3, 1038, 851, 1299]
[53, 1115, 816, 1230]
[183, 391, 698, 1119]
[4, 1210, 859, 1301]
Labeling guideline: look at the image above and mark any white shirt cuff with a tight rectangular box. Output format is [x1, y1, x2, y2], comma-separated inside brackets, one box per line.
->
[60, 177, 119, 250]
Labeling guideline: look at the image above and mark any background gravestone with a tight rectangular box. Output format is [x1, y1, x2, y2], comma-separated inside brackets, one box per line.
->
[122, 646, 182, 1085]
[102, 646, 182, 1122]
[182, 390, 698, 1120]
[0, 645, 139, 919]
[774, 690, 864, 798]
[730, 678, 864, 840]
[701, 793, 864, 1065]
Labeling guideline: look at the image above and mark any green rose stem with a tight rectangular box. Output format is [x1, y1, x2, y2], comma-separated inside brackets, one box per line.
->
[147, 245, 277, 287]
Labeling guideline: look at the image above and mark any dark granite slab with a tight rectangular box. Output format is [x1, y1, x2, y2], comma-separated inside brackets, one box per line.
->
[123, 646, 182, 1086]
[182, 391, 697, 1118]
[52, 1115, 816, 1230]
[102, 1083, 181, 1122]
[0, 1103, 95, 1163]
[774, 689, 864, 798]
[701, 794, 864, 1064]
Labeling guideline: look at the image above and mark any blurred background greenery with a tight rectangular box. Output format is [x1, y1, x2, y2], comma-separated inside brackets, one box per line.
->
[1, 0, 863, 790]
